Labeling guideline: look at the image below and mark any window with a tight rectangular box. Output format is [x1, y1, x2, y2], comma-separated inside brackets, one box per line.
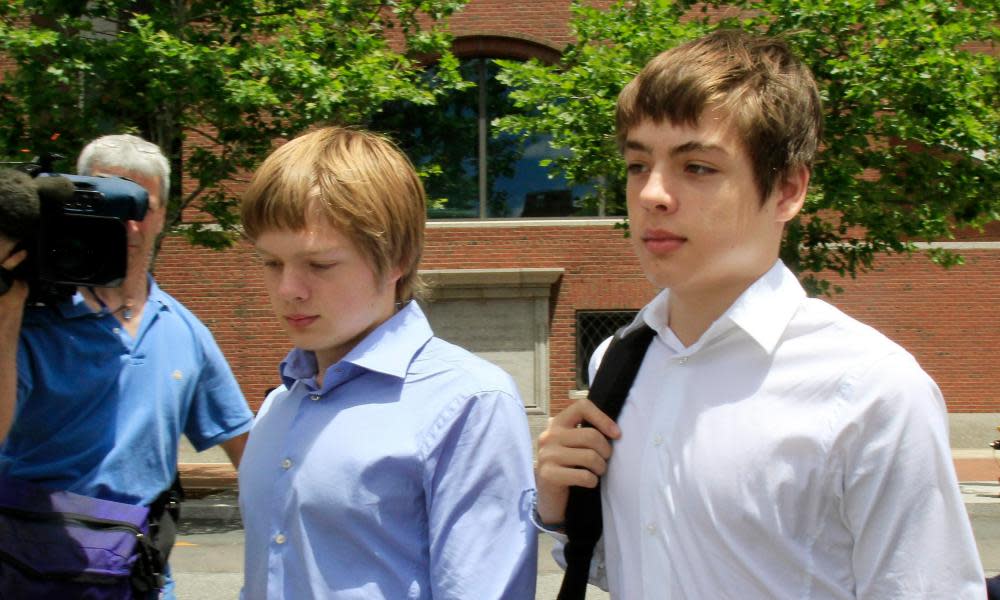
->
[371, 56, 605, 219]
[575, 310, 639, 388]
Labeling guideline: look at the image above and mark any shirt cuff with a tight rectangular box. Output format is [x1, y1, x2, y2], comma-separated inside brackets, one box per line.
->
[529, 489, 566, 534]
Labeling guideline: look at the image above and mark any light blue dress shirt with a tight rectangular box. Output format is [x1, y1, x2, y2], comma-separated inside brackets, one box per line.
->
[239, 301, 537, 599]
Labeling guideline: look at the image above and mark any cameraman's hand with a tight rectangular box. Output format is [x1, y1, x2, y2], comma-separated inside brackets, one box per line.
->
[0, 246, 26, 443]
[535, 399, 620, 527]
[0, 248, 28, 308]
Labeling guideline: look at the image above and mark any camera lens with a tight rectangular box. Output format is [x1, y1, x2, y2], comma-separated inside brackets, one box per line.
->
[46, 234, 101, 281]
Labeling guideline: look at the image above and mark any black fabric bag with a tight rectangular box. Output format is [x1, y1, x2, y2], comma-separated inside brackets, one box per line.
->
[0, 475, 165, 599]
[146, 475, 184, 569]
[558, 324, 655, 600]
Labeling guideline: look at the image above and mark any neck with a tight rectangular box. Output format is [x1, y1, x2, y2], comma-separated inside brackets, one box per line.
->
[666, 268, 770, 347]
[86, 272, 149, 322]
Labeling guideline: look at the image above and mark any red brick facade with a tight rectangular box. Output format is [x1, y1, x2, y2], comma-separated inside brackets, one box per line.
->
[157, 220, 1000, 415]
[10, 1, 1000, 415]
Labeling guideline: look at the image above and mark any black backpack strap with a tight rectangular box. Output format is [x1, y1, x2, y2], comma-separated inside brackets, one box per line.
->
[146, 474, 184, 565]
[131, 474, 185, 596]
[558, 324, 656, 600]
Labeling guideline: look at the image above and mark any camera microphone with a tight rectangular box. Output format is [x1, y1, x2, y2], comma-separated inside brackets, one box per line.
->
[34, 174, 78, 207]
[0, 168, 41, 296]
[0, 168, 40, 242]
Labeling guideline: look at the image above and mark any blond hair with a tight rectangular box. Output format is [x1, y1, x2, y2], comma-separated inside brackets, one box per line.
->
[241, 127, 426, 302]
[617, 29, 823, 203]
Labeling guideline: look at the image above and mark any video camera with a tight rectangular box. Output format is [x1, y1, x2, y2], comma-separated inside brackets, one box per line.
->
[0, 162, 149, 303]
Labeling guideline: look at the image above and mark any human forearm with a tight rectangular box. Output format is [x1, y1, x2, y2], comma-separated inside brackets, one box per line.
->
[0, 338, 18, 443]
[0, 250, 27, 443]
[0, 291, 26, 443]
[219, 432, 248, 469]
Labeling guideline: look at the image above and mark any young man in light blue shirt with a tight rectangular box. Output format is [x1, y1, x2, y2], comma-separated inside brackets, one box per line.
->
[238, 127, 538, 599]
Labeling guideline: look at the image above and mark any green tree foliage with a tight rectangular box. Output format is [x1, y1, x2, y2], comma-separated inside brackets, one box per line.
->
[0, 0, 468, 250]
[496, 0, 999, 294]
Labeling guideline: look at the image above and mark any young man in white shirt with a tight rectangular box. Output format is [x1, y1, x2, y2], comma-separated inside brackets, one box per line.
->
[535, 29, 985, 598]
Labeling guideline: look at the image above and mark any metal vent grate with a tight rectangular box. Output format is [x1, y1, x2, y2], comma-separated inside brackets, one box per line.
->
[575, 310, 639, 388]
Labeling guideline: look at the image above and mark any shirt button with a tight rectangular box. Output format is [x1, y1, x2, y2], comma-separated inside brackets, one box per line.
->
[112, 328, 121, 335]
[274, 533, 286, 544]
[646, 523, 657, 534]
[653, 435, 663, 446]
[281, 458, 292, 470]
[677, 357, 688, 365]
[309, 394, 320, 401]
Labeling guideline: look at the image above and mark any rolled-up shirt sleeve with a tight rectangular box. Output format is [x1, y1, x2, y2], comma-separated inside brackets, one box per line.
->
[423, 388, 538, 599]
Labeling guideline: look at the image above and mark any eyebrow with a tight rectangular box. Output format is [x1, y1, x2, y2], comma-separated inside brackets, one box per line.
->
[254, 242, 348, 260]
[623, 139, 729, 157]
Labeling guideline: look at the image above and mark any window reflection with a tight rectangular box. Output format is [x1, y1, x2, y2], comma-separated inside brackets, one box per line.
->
[370, 57, 603, 219]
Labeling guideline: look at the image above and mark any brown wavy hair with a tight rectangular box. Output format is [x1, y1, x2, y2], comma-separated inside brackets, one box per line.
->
[616, 29, 823, 204]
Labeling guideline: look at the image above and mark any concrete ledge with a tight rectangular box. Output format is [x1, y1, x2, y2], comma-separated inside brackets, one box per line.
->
[180, 463, 238, 497]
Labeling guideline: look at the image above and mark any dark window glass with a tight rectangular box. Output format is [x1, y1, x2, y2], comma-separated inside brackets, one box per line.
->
[370, 57, 600, 219]
[575, 310, 639, 388]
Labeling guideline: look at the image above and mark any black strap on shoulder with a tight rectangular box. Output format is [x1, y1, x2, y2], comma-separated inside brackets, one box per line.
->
[558, 324, 655, 600]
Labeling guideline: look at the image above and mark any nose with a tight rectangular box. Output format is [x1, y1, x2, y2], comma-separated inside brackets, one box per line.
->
[276, 267, 308, 303]
[638, 168, 678, 214]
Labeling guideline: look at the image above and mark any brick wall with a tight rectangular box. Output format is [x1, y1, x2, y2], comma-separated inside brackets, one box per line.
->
[830, 248, 1000, 413]
[156, 223, 1000, 415]
[447, 0, 581, 50]
[7, 0, 998, 416]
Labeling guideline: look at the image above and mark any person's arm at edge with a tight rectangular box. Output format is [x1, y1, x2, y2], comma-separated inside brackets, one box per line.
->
[219, 431, 248, 469]
[179, 302, 254, 467]
[0, 249, 28, 444]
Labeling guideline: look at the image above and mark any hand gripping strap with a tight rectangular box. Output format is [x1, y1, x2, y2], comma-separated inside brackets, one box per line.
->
[558, 324, 656, 600]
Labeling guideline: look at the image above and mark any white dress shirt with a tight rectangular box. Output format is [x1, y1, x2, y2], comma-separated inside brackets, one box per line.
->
[562, 260, 984, 599]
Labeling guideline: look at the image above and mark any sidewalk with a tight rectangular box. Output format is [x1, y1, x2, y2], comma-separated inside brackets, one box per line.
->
[953, 449, 1000, 483]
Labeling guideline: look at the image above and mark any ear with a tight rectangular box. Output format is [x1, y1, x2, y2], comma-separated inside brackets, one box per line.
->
[383, 263, 404, 290]
[773, 165, 810, 224]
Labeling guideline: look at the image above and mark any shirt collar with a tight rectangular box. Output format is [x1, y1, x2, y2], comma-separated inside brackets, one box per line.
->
[626, 260, 805, 355]
[53, 274, 168, 320]
[145, 276, 170, 312]
[279, 300, 433, 387]
[724, 260, 805, 354]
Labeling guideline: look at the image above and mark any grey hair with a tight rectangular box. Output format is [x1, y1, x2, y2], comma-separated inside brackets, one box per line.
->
[76, 134, 170, 203]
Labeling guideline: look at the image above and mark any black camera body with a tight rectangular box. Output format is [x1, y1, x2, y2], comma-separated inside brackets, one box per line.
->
[1, 172, 149, 302]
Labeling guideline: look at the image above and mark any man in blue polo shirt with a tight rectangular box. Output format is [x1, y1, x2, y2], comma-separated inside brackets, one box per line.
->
[0, 135, 253, 599]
